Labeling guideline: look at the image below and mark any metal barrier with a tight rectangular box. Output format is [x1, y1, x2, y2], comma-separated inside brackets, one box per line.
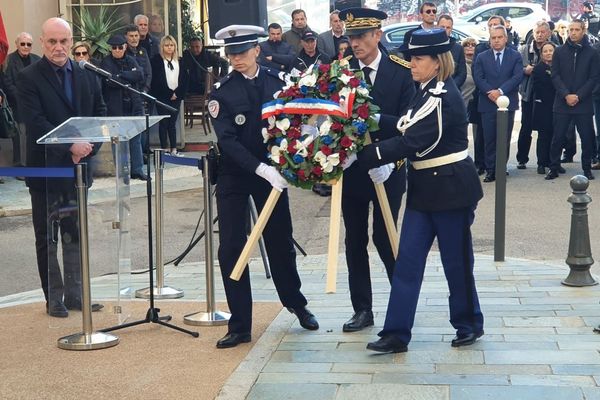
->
[494, 96, 510, 262]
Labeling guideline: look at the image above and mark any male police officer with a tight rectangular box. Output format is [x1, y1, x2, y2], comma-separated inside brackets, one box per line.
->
[209, 25, 319, 349]
[339, 8, 415, 332]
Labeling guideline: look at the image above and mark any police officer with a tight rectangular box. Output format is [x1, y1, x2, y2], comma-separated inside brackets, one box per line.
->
[209, 25, 319, 349]
[355, 29, 484, 353]
[338, 8, 415, 333]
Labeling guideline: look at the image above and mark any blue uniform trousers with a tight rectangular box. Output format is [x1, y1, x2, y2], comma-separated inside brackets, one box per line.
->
[379, 206, 484, 345]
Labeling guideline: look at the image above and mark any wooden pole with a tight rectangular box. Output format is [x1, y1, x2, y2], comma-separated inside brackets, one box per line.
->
[230, 189, 281, 281]
[325, 176, 343, 293]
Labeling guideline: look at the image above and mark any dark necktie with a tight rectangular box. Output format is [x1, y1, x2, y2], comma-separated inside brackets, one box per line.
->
[56, 67, 73, 106]
[167, 59, 174, 71]
[495, 52, 502, 71]
[362, 66, 373, 86]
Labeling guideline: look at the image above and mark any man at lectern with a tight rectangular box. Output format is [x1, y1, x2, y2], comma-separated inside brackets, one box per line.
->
[17, 17, 106, 318]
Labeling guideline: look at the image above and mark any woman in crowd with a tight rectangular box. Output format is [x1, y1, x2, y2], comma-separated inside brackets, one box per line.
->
[355, 29, 484, 353]
[150, 35, 188, 156]
[460, 37, 478, 107]
[532, 41, 557, 176]
[150, 14, 165, 38]
[555, 21, 568, 45]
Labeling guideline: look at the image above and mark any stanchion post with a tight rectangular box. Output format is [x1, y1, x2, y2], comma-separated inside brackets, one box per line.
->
[562, 175, 597, 287]
[135, 150, 184, 299]
[57, 164, 119, 350]
[494, 95, 509, 262]
[184, 155, 231, 326]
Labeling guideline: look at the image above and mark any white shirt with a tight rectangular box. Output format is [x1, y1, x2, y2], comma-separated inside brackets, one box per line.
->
[164, 58, 179, 91]
[242, 66, 260, 80]
[358, 50, 382, 84]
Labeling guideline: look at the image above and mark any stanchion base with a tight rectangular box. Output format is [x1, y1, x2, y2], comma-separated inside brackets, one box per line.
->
[135, 286, 184, 299]
[183, 310, 231, 326]
[562, 270, 598, 287]
[57, 331, 119, 351]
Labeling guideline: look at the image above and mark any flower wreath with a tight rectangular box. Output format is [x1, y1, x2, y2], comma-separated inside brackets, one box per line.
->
[260, 58, 380, 189]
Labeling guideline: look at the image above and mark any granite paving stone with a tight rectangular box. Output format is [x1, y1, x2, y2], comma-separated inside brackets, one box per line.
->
[336, 384, 449, 400]
[450, 385, 584, 400]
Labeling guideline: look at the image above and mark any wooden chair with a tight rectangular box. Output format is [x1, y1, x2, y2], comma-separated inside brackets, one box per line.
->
[184, 72, 214, 134]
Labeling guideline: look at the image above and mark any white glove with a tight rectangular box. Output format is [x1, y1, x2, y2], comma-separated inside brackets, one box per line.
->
[342, 153, 357, 170]
[255, 163, 288, 192]
[368, 163, 395, 184]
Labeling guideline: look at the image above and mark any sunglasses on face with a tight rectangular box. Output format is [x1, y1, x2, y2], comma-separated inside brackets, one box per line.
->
[74, 51, 88, 56]
[423, 9, 437, 14]
[20, 42, 32, 47]
[112, 45, 124, 50]
[464, 43, 476, 47]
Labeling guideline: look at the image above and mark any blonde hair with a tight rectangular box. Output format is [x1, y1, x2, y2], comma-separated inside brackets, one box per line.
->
[72, 41, 91, 56]
[159, 35, 178, 59]
[461, 37, 479, 47]
[435, 51, 455, 82]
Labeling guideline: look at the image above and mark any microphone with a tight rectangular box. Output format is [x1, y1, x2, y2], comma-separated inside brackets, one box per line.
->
[78, 60, 112, 79]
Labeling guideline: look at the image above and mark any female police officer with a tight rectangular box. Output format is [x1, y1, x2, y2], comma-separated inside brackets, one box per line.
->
[208, 25, 318, 349]
[355, 29, 485, 353]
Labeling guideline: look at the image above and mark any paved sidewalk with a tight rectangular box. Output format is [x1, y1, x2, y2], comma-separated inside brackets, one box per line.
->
[3, 251, 600, 400]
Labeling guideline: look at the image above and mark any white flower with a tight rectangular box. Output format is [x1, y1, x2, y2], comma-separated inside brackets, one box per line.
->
[294, 141, 308, 157]
[262, 128, 270, 143]
[298, 72, 317, 87]
[339, 74, 352, 85]
[339, 87, 352, 100]
[357, 86, 369, 97]
[319, 118, 333, 136]
[314, 151, 340, 173]
[268, 116, 276, 129]
[269, 139, 288, 164]
[275, 118, 290, 132]
[314, 150, 327, 165]
[273, 90, 282, 99]
[339, 58, 350, 67]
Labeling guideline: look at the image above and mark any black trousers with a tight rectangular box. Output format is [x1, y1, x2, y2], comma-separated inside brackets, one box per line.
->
[216, 174, 307, 334]
[562, 121, 577, 159]
[473, 123, 485, 170]
[516, 99, 533, 164]
[29, 188, 81, 303]
[158, 98, 181, 149]
[550, 113, 595, 171]
[536, 125, 553, 167]
[342, 167, 403, 313]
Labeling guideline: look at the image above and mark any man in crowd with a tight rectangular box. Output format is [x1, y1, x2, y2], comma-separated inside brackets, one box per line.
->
[318, 10, 346, 60]
[134, 14, 160, 60]
[17, 17, 106, 317]
[3, 32, 40, 170]
[547, 19, 599, 180]
[402, 2, 437, 59]
[505, 17, 521, 47]
[258, 23, 296, 72]
[339, 7, 415, 333]
[282, 9, 313, 53]
[124, 24, 152, 93]
[182, 35, 228, 95]
[516, 21, 552, 173]
[473, 24, 523, 183]
[291, 31, 330, 74]
[437, 15, 466, 89]
[581, 1, 600, 37]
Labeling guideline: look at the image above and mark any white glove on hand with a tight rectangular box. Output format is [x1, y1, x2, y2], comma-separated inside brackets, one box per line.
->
[341, 153, 357, 170]
[368, 163, 395, 184]
[255, 163, 288, 192]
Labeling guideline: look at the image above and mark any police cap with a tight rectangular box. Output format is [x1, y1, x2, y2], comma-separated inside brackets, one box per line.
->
[215, 25, 265, 55]
[339, 8, 388, 36]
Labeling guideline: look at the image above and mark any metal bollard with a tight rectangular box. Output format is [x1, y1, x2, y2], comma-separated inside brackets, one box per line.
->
[494, 95, 510, 262]
[562, 175, 596, 287]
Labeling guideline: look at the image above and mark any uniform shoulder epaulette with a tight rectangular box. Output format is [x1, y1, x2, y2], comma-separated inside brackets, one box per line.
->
[263, 67, 288, 83]
[390, 54, 411, 69]
[213, 74, 232, 90]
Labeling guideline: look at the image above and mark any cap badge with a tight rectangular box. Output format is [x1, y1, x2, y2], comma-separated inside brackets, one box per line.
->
[347, 13, 354, 22]
[229, 30, 237, 37]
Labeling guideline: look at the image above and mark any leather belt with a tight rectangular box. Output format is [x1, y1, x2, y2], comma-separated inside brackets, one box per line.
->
[411, 149, 468, 170]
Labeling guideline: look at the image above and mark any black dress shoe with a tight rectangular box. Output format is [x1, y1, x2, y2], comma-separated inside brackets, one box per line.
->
[343, 310, 374, 332]
[545, 170, 559, 180]
[483, 173, 495, 183]
[537, 166, 546, 175]
[584, 170, 595, 180]
[131, 173, 149, 181]
[46, 300, 68, 318]
[558, 166, 566, 174]
[64, 299, 104, 312]
[216, 332, 251, 349]
[366, 335, 408, 353]
[451, 330, 484, 347]
[288, 307, 319, 330]
[477, 167, 485, 176]
[517, 162, 526, 169]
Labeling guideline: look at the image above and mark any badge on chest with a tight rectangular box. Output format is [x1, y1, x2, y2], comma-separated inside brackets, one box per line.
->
[234, 114, 246, 125]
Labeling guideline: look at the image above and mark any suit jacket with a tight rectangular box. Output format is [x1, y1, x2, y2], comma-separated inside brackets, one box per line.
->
[450, 42, 467, 89]
[473, 46, 523, 112]
[3, 50, 41, 121]
[358, 78, 483, 212]
[16, 57, 106, 191]
[345, 53, 415, 198]
[317, 30, 336, 59]
[149, 55, 189, 104]
[531, 61, 554, 131]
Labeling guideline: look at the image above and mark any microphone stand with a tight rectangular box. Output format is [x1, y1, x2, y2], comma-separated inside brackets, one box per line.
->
[95, 71, 198, 338]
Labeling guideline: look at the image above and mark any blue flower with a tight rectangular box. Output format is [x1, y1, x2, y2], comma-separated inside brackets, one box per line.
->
[328, 83, 336, 92]
[321, 135, 333, 145]
[293, 154, 305, 164]
[283, 169, 297, 181]
[300, 85, 309, 94]
[275, 137, 283, 145]
[353, 121, 368, 135]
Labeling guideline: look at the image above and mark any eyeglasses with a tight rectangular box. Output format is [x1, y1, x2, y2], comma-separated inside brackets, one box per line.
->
[111, 45, 124, 50]
[20, 42, 32, 47]
[423, 9, 437, 14]
[74, 51, 88, 56]
[463, 43, 476, 47]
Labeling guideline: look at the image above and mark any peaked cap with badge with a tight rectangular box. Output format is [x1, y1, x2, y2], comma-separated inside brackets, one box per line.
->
[339, 8, 388, 35]
[398, 28, 455, 57]
[215, 25, 266, 55]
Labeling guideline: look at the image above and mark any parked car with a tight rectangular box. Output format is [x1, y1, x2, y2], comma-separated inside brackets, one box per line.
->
[381, 22, 486, 54]
[454, 2, 550, 44]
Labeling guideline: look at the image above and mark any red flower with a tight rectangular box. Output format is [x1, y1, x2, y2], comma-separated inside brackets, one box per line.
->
[288, 127, 301, 139]
[320, 145, 332, 156]
[312, 166, 323, 177]
[291, 117, 302, 127]
[330, 93, 340, 103]
[331, 122, 344, 132]
[307, 142, 315, 153]
[297, 169, 307, 181]
[357, 104, 370, 119]
[319, 64, 330, 73]
[287, 140, 297, 154]
[279, 157, 287, 166]
[339, 150, 347, 163]
[340, 136, 353, 148]
[349, 77, 360, 88]
[319, 82, 329, 93]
